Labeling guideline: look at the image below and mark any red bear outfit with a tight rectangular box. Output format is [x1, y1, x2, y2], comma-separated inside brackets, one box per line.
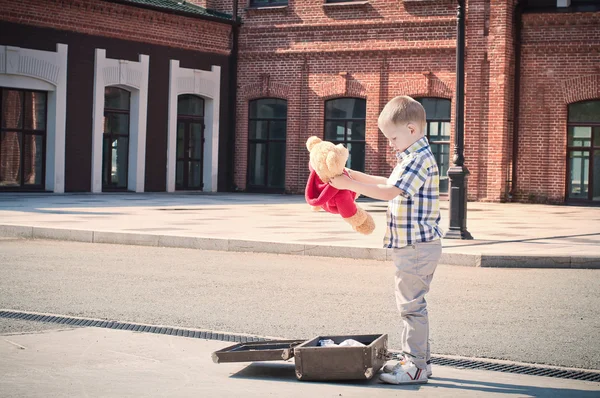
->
[305, 164, 360, 219]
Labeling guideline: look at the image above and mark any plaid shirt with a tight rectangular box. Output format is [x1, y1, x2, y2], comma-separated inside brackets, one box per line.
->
[384, 137, 444, 249]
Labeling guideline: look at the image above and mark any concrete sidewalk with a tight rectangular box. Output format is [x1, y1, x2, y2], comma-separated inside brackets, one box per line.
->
[0, 192, 599, 268]
[1, 326, 599, 397]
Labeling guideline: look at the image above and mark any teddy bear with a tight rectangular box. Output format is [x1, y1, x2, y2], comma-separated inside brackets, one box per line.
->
[304, 136, 375, 235]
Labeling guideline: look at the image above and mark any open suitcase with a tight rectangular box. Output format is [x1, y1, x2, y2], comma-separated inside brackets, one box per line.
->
[212, 334, 388, 381]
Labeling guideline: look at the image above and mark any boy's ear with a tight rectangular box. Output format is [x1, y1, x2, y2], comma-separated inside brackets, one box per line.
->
[407, 122, 418, 135]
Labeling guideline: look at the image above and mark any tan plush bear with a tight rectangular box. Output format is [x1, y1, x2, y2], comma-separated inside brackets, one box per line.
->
[304, 136, 375, 235]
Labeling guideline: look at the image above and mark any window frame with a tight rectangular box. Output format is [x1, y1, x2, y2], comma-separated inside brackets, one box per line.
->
[415, 97, 451, 194]
[247, 98, 288, 192]
[323, 97, 367, 173]
[0, 87, 48, 191]
[102, 87, 131, 192]
[176, 95, 205, 191]
[248, 0, 288, 8]
[565, 100, 600, 203]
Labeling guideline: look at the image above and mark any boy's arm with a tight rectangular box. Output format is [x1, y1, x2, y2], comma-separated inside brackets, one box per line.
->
[346, 168, 388, 185]
[330, 175, 402, 201]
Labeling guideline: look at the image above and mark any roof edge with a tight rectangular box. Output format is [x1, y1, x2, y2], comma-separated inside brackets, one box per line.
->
[102, 0, 240, 26]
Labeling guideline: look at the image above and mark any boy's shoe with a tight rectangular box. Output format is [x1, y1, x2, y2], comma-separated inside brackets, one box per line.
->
[383, 356, 432, 378]
[379, 360, 428, 385]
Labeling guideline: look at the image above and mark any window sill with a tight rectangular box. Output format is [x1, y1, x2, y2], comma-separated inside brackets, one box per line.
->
[323, 1, 370, 7]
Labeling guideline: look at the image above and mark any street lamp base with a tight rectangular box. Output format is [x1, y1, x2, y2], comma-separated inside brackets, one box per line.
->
[445, 228, 473, 240]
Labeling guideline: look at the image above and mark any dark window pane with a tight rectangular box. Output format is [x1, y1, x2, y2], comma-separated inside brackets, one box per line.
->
[178, 95, 204, 117]
[250, 99, 287, 119]
[24, 92, 46, 131]
[250, 0, 288, 6]
[270, 121, 286, 140]
[568, 151, 589, 199]
[23, 134, 43, 185]
[325, 121, 346, 141]
[568, 126, 592, 147]
[188, 161, 202, 189]
[267, 142, 285, 188]
[249, 120, 269, 140]
[594, 127, 600, 147]
[347, 121, 365, 141]
[0, 131, 22, 186]
[102, 137, 111, 186]
[176, 161, 184, 187]
[104, 113, 129, 135]
[418, 98, 451, 120]
[105, 87, 130, 110]
[190, 123, 203, 160]
[431, 143, 450, 194]
[112, 137, 129, 188]
[594, 151, 600, 201]
[569, 101, 600, 124]
[177, 122, 185, 158]
[249, 143, 267, 186]
[2, 90, 24, 129]
[346, 142, 365, 172]
[325, 98, 366, 119]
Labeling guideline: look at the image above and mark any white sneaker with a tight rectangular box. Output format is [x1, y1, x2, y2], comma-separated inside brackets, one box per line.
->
[383, 356, 433, 378]
[379, 360, 429, 385]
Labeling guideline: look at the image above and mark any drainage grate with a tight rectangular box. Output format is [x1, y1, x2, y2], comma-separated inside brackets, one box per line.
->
[0, 310, 267, 345]
[386, 351, 600, 382]
[2, 310, 599, 383]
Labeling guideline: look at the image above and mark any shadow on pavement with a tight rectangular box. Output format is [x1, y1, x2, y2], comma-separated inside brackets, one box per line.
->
[433, 377, 599, 398]
[230, 363, 599, 396]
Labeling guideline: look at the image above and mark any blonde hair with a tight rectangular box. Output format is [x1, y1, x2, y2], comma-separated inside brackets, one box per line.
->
[378, 96, 426, 131]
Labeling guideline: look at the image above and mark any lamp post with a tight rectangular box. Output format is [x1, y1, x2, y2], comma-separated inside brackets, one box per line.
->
[446, 0, 473, 240]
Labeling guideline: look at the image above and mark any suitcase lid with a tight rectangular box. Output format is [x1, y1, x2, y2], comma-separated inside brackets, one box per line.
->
[211, 340, 306, 364]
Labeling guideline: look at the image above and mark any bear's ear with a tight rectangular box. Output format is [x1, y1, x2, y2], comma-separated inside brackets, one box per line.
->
[306, 136, 322, 151]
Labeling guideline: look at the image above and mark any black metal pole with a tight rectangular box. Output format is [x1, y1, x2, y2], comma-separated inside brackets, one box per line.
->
[228, 0, 240, 191]
[446, 0, 473, 240]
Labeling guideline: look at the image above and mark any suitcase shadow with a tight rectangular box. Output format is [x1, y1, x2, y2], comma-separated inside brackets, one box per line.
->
[229, 362, 424, 390]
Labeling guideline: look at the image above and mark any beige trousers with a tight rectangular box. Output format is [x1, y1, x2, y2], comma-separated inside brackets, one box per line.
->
[392, 239, 442, 369]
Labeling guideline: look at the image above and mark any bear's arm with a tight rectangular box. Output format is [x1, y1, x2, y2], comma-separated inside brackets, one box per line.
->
[334, 190, 358, 218]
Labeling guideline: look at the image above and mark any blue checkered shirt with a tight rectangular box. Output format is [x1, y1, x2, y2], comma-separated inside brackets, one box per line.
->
[384, 137, 444, 249]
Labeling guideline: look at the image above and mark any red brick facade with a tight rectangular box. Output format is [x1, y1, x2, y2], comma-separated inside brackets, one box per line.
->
[516, 11, 600, 203]
[0, 0, 232, 55]
[1, 0, 599, 202]
[233, 0, 600, 203]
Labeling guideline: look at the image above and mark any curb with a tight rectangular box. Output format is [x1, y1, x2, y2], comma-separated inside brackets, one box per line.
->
[1, 224, 599, 269]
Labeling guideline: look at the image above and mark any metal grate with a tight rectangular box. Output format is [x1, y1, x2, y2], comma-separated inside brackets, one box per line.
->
[386, 351, 600, 382]
[2, 310, 599, 382]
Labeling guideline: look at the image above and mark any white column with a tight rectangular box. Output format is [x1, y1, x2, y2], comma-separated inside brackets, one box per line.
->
[92, 49, 149, 193]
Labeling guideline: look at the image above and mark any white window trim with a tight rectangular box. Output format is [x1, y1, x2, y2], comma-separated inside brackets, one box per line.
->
[0, 44, 68, 193]
[92, 49, 149, 193]
[167, 61, 221, 192]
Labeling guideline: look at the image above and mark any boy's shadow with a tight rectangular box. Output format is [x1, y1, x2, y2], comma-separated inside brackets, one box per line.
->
[230, 363, 599, 397]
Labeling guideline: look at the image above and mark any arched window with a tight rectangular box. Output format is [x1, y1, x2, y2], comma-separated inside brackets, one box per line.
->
[416, 98, 451, 194]
[176, 95, 205, 191]
[103, 87, 130, 191]
[248, 98, 287, 192]
[324, 98, 366, 172]
[0, 88, 47, 190]
[567, 100, 600, 202]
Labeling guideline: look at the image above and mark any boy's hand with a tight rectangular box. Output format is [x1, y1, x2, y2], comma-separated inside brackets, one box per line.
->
[329, 174, 353, 190]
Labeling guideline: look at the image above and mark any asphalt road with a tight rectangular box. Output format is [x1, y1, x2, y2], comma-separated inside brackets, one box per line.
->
[1, 238, 599, 370]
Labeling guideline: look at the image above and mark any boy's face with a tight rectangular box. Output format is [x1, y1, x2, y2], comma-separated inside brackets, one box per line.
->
[379, 121, 423, 154]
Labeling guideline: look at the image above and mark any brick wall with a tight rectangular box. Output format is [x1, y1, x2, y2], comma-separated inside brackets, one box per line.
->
[234, 0, 464, 193]
[0, 0, 232, 55]
[516, 11, 600, 203]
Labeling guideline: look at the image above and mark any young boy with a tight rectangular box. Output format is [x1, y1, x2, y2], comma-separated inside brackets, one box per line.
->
[329, 95, 443, 385]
